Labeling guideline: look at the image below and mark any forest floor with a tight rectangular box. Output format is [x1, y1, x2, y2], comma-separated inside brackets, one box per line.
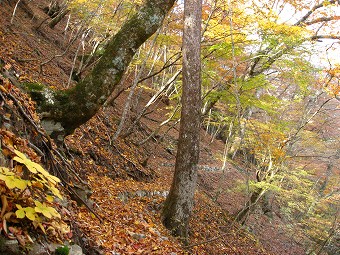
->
[0, 1, 309, 254]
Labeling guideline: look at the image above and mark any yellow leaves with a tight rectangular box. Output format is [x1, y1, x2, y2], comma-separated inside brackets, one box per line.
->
[15, 201, 60, 222]
[326, 64, 340, 96]
[13, 150, 60, 184]
[245, 120, 287, 162]
[49, 186, 63, 199]
[46, 195, 54, 202]
[0, 167, 28, 190]
[34, 201, 61, 219]
[0, 147, 64, 238]
[11, 149, 63, 200]
[259, 19, 307, 39]
[15, 205, 37, 221]
[13, 150, 38, 173]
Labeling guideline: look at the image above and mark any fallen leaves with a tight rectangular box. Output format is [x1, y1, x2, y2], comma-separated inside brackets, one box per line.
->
[73, 174, 185, 254]
[70, 171, 272, 255]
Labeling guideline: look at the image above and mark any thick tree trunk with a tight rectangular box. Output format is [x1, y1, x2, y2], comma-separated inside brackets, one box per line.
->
[161, 0, 202, 241]
[26, 0, 175, 137]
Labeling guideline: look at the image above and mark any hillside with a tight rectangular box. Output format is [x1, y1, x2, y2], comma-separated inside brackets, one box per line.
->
[0, 1, 339, 255]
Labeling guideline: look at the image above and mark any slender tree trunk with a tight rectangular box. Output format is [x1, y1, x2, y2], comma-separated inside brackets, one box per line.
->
[162, 0, 202, 241]
[25, 0, 175, 138]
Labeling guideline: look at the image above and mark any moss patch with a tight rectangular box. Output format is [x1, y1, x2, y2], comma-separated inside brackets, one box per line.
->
[22, 82, 45, 92]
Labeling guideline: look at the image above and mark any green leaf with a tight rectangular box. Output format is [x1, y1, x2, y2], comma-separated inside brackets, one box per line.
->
[55, 245, 70, 255]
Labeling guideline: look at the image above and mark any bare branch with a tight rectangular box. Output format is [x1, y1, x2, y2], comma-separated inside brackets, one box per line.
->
[294, 0, 339, 26]
[304, 16, 340, 25]
[311, 35, 340, 41]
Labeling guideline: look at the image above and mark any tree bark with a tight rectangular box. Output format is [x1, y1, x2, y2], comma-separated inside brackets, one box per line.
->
[49, 8, 69, 29]
[162, 0, 202, 241]
[235, 188, 265, 224]
[26, 0, 175, 137]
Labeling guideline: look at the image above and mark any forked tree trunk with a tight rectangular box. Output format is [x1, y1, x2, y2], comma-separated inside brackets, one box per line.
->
[161, 0, 202, 241]
[25, 0, 175, 138]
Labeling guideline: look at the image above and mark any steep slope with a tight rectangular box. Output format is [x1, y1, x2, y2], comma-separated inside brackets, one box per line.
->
[1, 1, 331, 255]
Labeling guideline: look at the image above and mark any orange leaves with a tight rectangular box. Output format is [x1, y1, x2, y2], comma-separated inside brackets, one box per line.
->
[75, 170, 272, 255]
[326, 64, 340, 97]
[74, 174, 185, 254]
[245, 120, 287, 163]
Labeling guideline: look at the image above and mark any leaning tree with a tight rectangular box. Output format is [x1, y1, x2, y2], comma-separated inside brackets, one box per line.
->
[23, 0, 176, 139]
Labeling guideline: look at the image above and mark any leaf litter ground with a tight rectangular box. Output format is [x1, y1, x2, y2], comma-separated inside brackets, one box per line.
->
[0, 1, 304, 254]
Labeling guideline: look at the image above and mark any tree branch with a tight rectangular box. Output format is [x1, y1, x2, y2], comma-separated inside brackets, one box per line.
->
[304, 16, 340, 25]
[311, 34, 340, 41]
[294, 0, 339, 26]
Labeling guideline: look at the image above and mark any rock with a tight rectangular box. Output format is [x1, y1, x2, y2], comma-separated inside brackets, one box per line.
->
[117, 192, 129, 203]
[29, 243, 84, 255]
[3, 122, 12, 130]
[135, 190, 146, 197]
[131, 233, 146, 240]
[69, 244, 83, 255]
[0, 151, 8, 166]
[127, 230, 146, 241]
[0, 239, 21, 255]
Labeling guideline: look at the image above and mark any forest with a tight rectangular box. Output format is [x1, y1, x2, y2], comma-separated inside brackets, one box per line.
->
[0, 0, 339, 254]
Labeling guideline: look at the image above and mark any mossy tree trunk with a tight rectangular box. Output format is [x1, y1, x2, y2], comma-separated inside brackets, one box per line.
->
[28, 0, 175, 138]
[161, 0, 202, 241]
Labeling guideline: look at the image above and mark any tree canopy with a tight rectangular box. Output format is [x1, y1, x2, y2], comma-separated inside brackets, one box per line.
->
[0, 0, 339, 253]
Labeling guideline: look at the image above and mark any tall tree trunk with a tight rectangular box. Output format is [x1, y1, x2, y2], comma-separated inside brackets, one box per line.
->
[162, 0, 202, 241]
[25, 0, 175, 138]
